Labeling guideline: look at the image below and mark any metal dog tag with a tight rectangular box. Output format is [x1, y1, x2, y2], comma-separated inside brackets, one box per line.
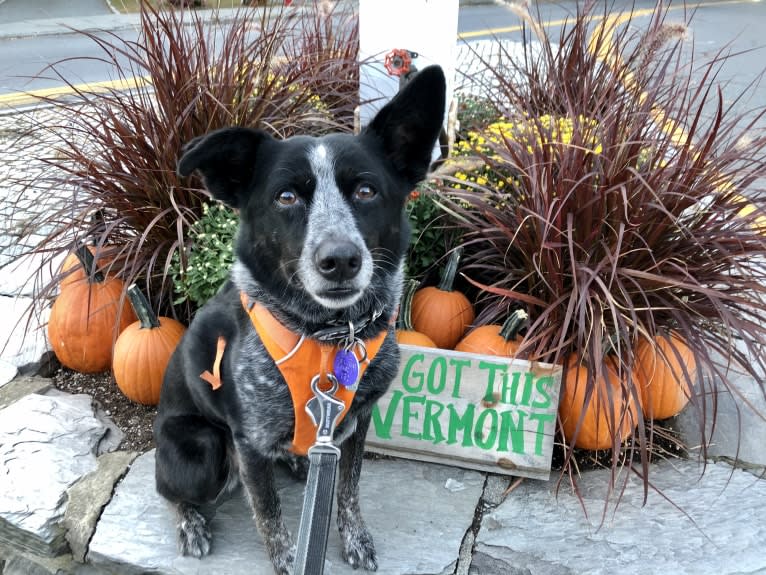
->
[333, 349, 359, 388]
[306, 375, 346, 442]
[333, 338, 369, 389]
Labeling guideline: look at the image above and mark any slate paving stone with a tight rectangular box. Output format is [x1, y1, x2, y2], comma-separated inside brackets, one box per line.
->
[473, 459, 766, 575]
[0, 546, 101, 575]
[0, 393, 109, 557]
[42, 388, 124, 456]
[88, 451, 485, 575]
[64, 450, 138, 563]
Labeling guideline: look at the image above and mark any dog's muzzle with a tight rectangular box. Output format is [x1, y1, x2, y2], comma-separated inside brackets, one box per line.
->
[314, 238, 362, 283]
[300, 235, 372, 309]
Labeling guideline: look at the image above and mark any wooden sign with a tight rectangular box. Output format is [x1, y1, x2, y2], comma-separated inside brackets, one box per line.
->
[365, 344, 562, 480]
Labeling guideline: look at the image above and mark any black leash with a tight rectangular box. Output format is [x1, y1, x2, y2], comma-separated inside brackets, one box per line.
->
[294, 375, 345, 575]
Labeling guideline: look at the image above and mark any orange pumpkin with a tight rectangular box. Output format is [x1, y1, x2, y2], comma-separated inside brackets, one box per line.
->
[455, 309, 527, 356]
[396, 280, 437, 347]
[558, 355, 639, 450]
[634, 332, 695, 420]
[112, 284, 186, 405]
[48, 246, 136, 373]
[411, 248, 474, 349]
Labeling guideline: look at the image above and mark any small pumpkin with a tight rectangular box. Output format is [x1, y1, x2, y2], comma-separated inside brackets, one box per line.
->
[455, 309, 528, 356]
[396, 280, 437, 347]
[48, 246, 136, 373]
[112, 284, 186, 405]
[411, 248, 475, 349]
[635, 332, 695, 420]
[558, 355, 639, 450]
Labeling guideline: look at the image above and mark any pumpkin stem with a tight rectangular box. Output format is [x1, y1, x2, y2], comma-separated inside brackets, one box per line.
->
[75, 244, 104, 284]
[399, 279, 420, 331]
[127, 284, 160, 329]
[89, 209, 108, 245]
[499, 309, 528, 341]
[437, 247, 463, 292]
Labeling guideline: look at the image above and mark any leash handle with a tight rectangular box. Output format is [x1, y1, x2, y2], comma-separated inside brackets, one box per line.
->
[294, 445, 339, 575]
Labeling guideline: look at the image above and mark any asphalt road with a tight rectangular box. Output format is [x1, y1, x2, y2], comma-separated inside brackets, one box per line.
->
[461, 0, 765, 113]
[0, 0, 764, 121]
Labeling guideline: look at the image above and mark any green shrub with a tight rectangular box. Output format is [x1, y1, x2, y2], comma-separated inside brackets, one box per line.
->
[455, 93, 500, 136]
[170, 203, 237, 308]
[405, 188, 452, 281]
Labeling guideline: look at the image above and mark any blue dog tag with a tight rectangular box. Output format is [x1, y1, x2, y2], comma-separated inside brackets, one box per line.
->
[333, 349, 359, 388]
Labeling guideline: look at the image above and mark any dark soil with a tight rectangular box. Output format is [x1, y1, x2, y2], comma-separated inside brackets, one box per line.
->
[549, 418, 687, 473]
[51, 367, 157, 453]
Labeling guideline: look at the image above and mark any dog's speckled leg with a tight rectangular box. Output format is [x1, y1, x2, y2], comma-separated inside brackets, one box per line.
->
[256, 515, 295, 575]
[337, 412, 378, 571]
[237, 446, 295, 575]
[177, 502, 212, 558]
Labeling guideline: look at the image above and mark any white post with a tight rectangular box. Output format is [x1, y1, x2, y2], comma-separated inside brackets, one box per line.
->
[358, 0, 459, 156]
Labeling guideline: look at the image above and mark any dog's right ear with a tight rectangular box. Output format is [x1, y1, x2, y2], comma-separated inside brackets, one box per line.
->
[177, 127, 269, 209]
[363, 65, 446, 187]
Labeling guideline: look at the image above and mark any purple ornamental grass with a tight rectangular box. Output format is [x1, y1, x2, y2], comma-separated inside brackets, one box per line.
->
[9, 1, 359, 323]
[439, 2, 766, 507]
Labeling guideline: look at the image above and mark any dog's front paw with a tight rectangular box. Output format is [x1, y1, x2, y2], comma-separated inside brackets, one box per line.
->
[340, 524, 378, 571]
[265, 532, 295, 575]
[177, 504, 212, 558]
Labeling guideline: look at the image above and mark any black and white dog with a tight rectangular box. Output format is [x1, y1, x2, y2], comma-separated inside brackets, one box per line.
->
[154, 66, 446, 574]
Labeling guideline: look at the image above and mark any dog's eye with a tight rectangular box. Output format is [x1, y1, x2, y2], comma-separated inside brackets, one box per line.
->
[276, 189, 299, 206]
[353, 184, 377, 201]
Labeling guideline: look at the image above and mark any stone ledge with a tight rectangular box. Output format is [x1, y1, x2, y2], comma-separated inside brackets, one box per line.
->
[64, 451, 138, 563]
[0, 374, 50, 411]
[87, 451, 485, 575]
[0, 393, 112, 559]
[0, 543, 100, 575]
[474, 459, 766, 575]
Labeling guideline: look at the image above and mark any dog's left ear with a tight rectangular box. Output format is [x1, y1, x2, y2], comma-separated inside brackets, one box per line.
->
[177, 127, 270, 209]
[364, 65, 446, 186]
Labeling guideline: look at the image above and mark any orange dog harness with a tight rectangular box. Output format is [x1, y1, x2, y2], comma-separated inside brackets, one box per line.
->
[200, 293, 388, 455]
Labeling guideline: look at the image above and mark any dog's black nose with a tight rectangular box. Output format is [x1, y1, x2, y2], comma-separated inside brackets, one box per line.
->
[315, 239, 362, 282]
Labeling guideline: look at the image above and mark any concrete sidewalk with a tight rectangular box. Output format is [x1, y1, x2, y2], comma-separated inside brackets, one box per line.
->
[0, 1, 370, 42]
[0, 6, 271, 41]
[0, 12, 142, 41]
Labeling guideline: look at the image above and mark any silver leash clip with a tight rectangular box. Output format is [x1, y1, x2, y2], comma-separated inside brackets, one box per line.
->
[305, 374, 344, 454]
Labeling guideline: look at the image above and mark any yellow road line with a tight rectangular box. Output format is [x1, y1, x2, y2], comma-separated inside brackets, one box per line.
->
[458, 17, 579, 40]
[0, 76, 150, 109]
